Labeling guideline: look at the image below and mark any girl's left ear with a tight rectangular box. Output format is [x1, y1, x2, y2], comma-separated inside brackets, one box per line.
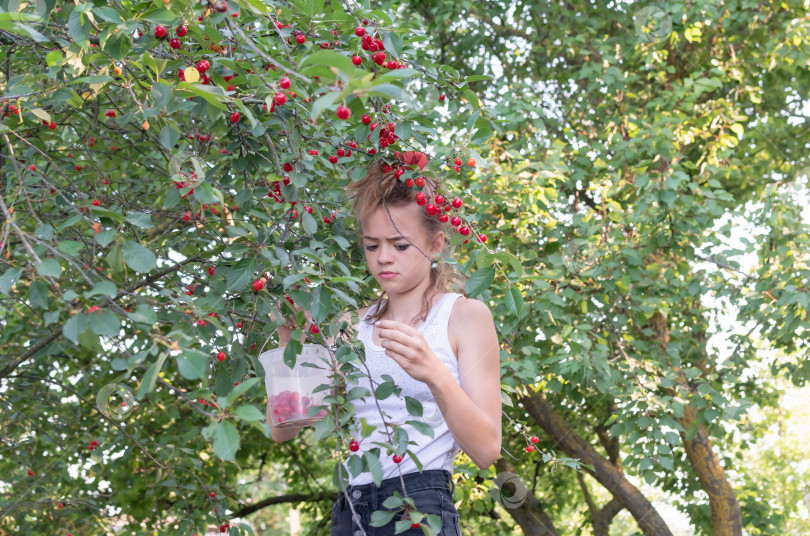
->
[430, 231, 445, 257]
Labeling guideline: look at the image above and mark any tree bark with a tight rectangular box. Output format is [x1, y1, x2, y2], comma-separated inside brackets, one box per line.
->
[493, 458, 561, 536]
[518, 391, 674, 536]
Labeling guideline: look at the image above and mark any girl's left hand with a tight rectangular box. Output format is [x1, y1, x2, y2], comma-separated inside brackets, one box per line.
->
[376, 319, 441, 385]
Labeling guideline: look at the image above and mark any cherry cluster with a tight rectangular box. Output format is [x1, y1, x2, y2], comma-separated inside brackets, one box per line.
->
[269, 390, 326, 425]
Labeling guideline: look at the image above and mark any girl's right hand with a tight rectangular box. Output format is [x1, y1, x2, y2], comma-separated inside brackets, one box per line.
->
[269, 298, 313, 347]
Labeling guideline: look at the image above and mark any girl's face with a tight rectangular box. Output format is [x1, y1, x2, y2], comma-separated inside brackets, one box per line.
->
[361, 203, 443, 296]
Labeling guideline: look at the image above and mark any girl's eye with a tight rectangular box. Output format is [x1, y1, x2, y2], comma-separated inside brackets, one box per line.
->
[395, 244, 409, 251]
[365, 245, 378, 251]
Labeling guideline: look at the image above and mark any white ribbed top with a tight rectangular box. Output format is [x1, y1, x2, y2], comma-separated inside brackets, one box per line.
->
[342, 292, 463, 485]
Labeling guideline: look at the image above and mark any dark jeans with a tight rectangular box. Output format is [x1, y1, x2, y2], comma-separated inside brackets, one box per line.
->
[330, 469, 461, 535]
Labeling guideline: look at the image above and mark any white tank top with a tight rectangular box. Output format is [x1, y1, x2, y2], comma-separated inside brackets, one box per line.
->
[342, 292, 464, 485]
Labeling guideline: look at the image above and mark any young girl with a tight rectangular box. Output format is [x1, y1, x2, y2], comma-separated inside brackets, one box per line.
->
[268, 152, 502, 535]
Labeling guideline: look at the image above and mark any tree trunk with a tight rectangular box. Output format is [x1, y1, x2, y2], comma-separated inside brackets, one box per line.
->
[519, 391, 674, 536]
[493, 458, 561, 536]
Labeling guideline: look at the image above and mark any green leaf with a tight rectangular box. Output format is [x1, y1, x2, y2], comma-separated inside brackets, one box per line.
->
[299, 50, 356, 75]
[225, 258, 257, 291]
[310, 91, 341, 120]
[0, 268, 23, 295]
[375, 381, 396, 400]
[233, 404, 264, 422]
[95, 229, 116, 247]
[465, 266, 495, 298]
[57, 240, 84, 255]
[310, 286, 332, 325]
[301, 211, 317, 235]
[34, 224, 54, 240]
[85, 281, 117, 299]
[36, 258, 61, 277]
[175, 82, 229, 110]
[221, 377, 259, 409]
[363, 451, 384, 487]
[63, 313, 89, 345]
[176, 349, 208, 380]
[141, 8, 179, 25]
[128, 304, 156, 326]
[159, 125, 180, 150]
[193, 183, 224, 204]
[122, 240, 157, 273]
[211, 420, 240, 461]
[91, 310, 121, 336]
[126, 212, 154, 229]
[68, 75, 114, 85]
[67, 10, 90, 46]
[505, 286, 524, 315]
[136, 352, 169, 400]
[381, 32, 403, 58]
[370, 509, 397, 527]
[405, 396, 423, 417]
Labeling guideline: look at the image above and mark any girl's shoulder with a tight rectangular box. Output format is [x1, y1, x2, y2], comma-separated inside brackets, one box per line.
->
[448, 295, 494, 333]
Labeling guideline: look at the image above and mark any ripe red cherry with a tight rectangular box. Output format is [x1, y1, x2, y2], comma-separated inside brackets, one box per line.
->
[236, 322, 243, 328]
[208, 267, 215, 276]
[439, 94, 446, 101]
[29, 164, 36, 171]
[75, 165, 82, 171]
[361, 114, 371, 124]
[411, 522, 420, 529]
[176, 25, 187, 37]
[453, 157, 462, 166]
[230, 112, 240, 123]
[434, 194, 445, 205]
[467, 158, 476, 167]
[349, 440, 359, 452]
[92, 199, 100, 206]
[459, 226, 470, 236]
[295, 34, 306, 44]
[274, 92, 287, 105]
[530, 435, 539, 444]
[48, 121, 56, 129]
[310, 324, 319, 334]
[404, 178, 414, 188]
[355, 27, 365, 36]
[196, 59, 210, 73]
[216, 351, 226, 362]
[213, 0, 228, 12]
[28, 470, 34, 476]
[169, 38, 181, 49]
[308, 149, 319, 156]
[252, 279, 264, 291]
[392, 454, 403, 463]
[209, 491, 216, 497]
[438, 214, 449, 223]
[415, 177, 425, 188]
[362, 18, 369, 25]
[279, 76, 291, 89]
[415, 192, 426, 205]
[526, 445, 534, 453]
[451, 197, 463, 208]
[336, 105, 351, 120]
[351, 55, 362, 65]
[477, 234, 487, 243]
[329, 155, 338, 164]
[336, 148, 345, 157]
[154, 26, 167, 39]
[283, 162, 293, 172]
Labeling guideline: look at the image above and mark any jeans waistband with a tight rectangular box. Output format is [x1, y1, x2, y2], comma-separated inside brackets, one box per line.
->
[344, 469, 454, 497]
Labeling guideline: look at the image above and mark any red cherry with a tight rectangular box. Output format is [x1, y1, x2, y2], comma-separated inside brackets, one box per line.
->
[349, 440, 360, 452]
[92, 199, 100, 206]
[361, 114, 371, 124]
[477, 234, 487, 243]
[310, 324, 319, 334]
[154, 25, 167, 39]
[452, 197, 463, 208]
[308, 149, 319, 156]
[362, 18, 369, 25]
[336, 105, 351, 120]
[526, 445, 534, 453]
[392, 454, 403, 463]
[411, 522, 420, 529]
[283, 162, 293, 172]
[279, 76, 291, 89]
[209, 491, 216, 497]
[252, 279, 264, 291]
[329, 155, 338, 164]
[323, 215, 331, 224]
[295, 34, 306, 44]
[459, 226, 470, 236]
[453, 157, 462, 166]
[216, 351, 226, 362]
[434, 194, 445, 205]
[415, 192, 427, 206]
[368, 148, 377, 154]
[355, 27, 365, 36]
[274, 92, 287, 105]
[351, 55, 362, 65]
[467, 158, 476, 167]
[438, 214, 449, 223]
[415, 177, 425, 188]
[530, 435, 539, 444]
[208, 267, 215, 276]
[236, 322, 243, 328]
[176, 25, 187, 37]
[230, 112, 240, 123]
[213, 0, 228, 12]
[28, 470, 34, 476]
[57, 503, 63, 508]
[48, 121, 56, 129]
[75, 165, 82, 171]
[169, 38, 181, 49]
[336, 148, 345, 157]
[196, 60, 210, 73]
[404, 178, 414, 188]
[29, 164, 36, 171]
[439, 94, 446, 101]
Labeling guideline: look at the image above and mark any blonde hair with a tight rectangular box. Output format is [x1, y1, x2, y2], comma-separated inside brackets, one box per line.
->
[345, 160, 466, 325]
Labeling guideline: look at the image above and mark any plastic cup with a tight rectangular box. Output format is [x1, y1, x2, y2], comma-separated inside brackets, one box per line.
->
[259, 344, 332, 428]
